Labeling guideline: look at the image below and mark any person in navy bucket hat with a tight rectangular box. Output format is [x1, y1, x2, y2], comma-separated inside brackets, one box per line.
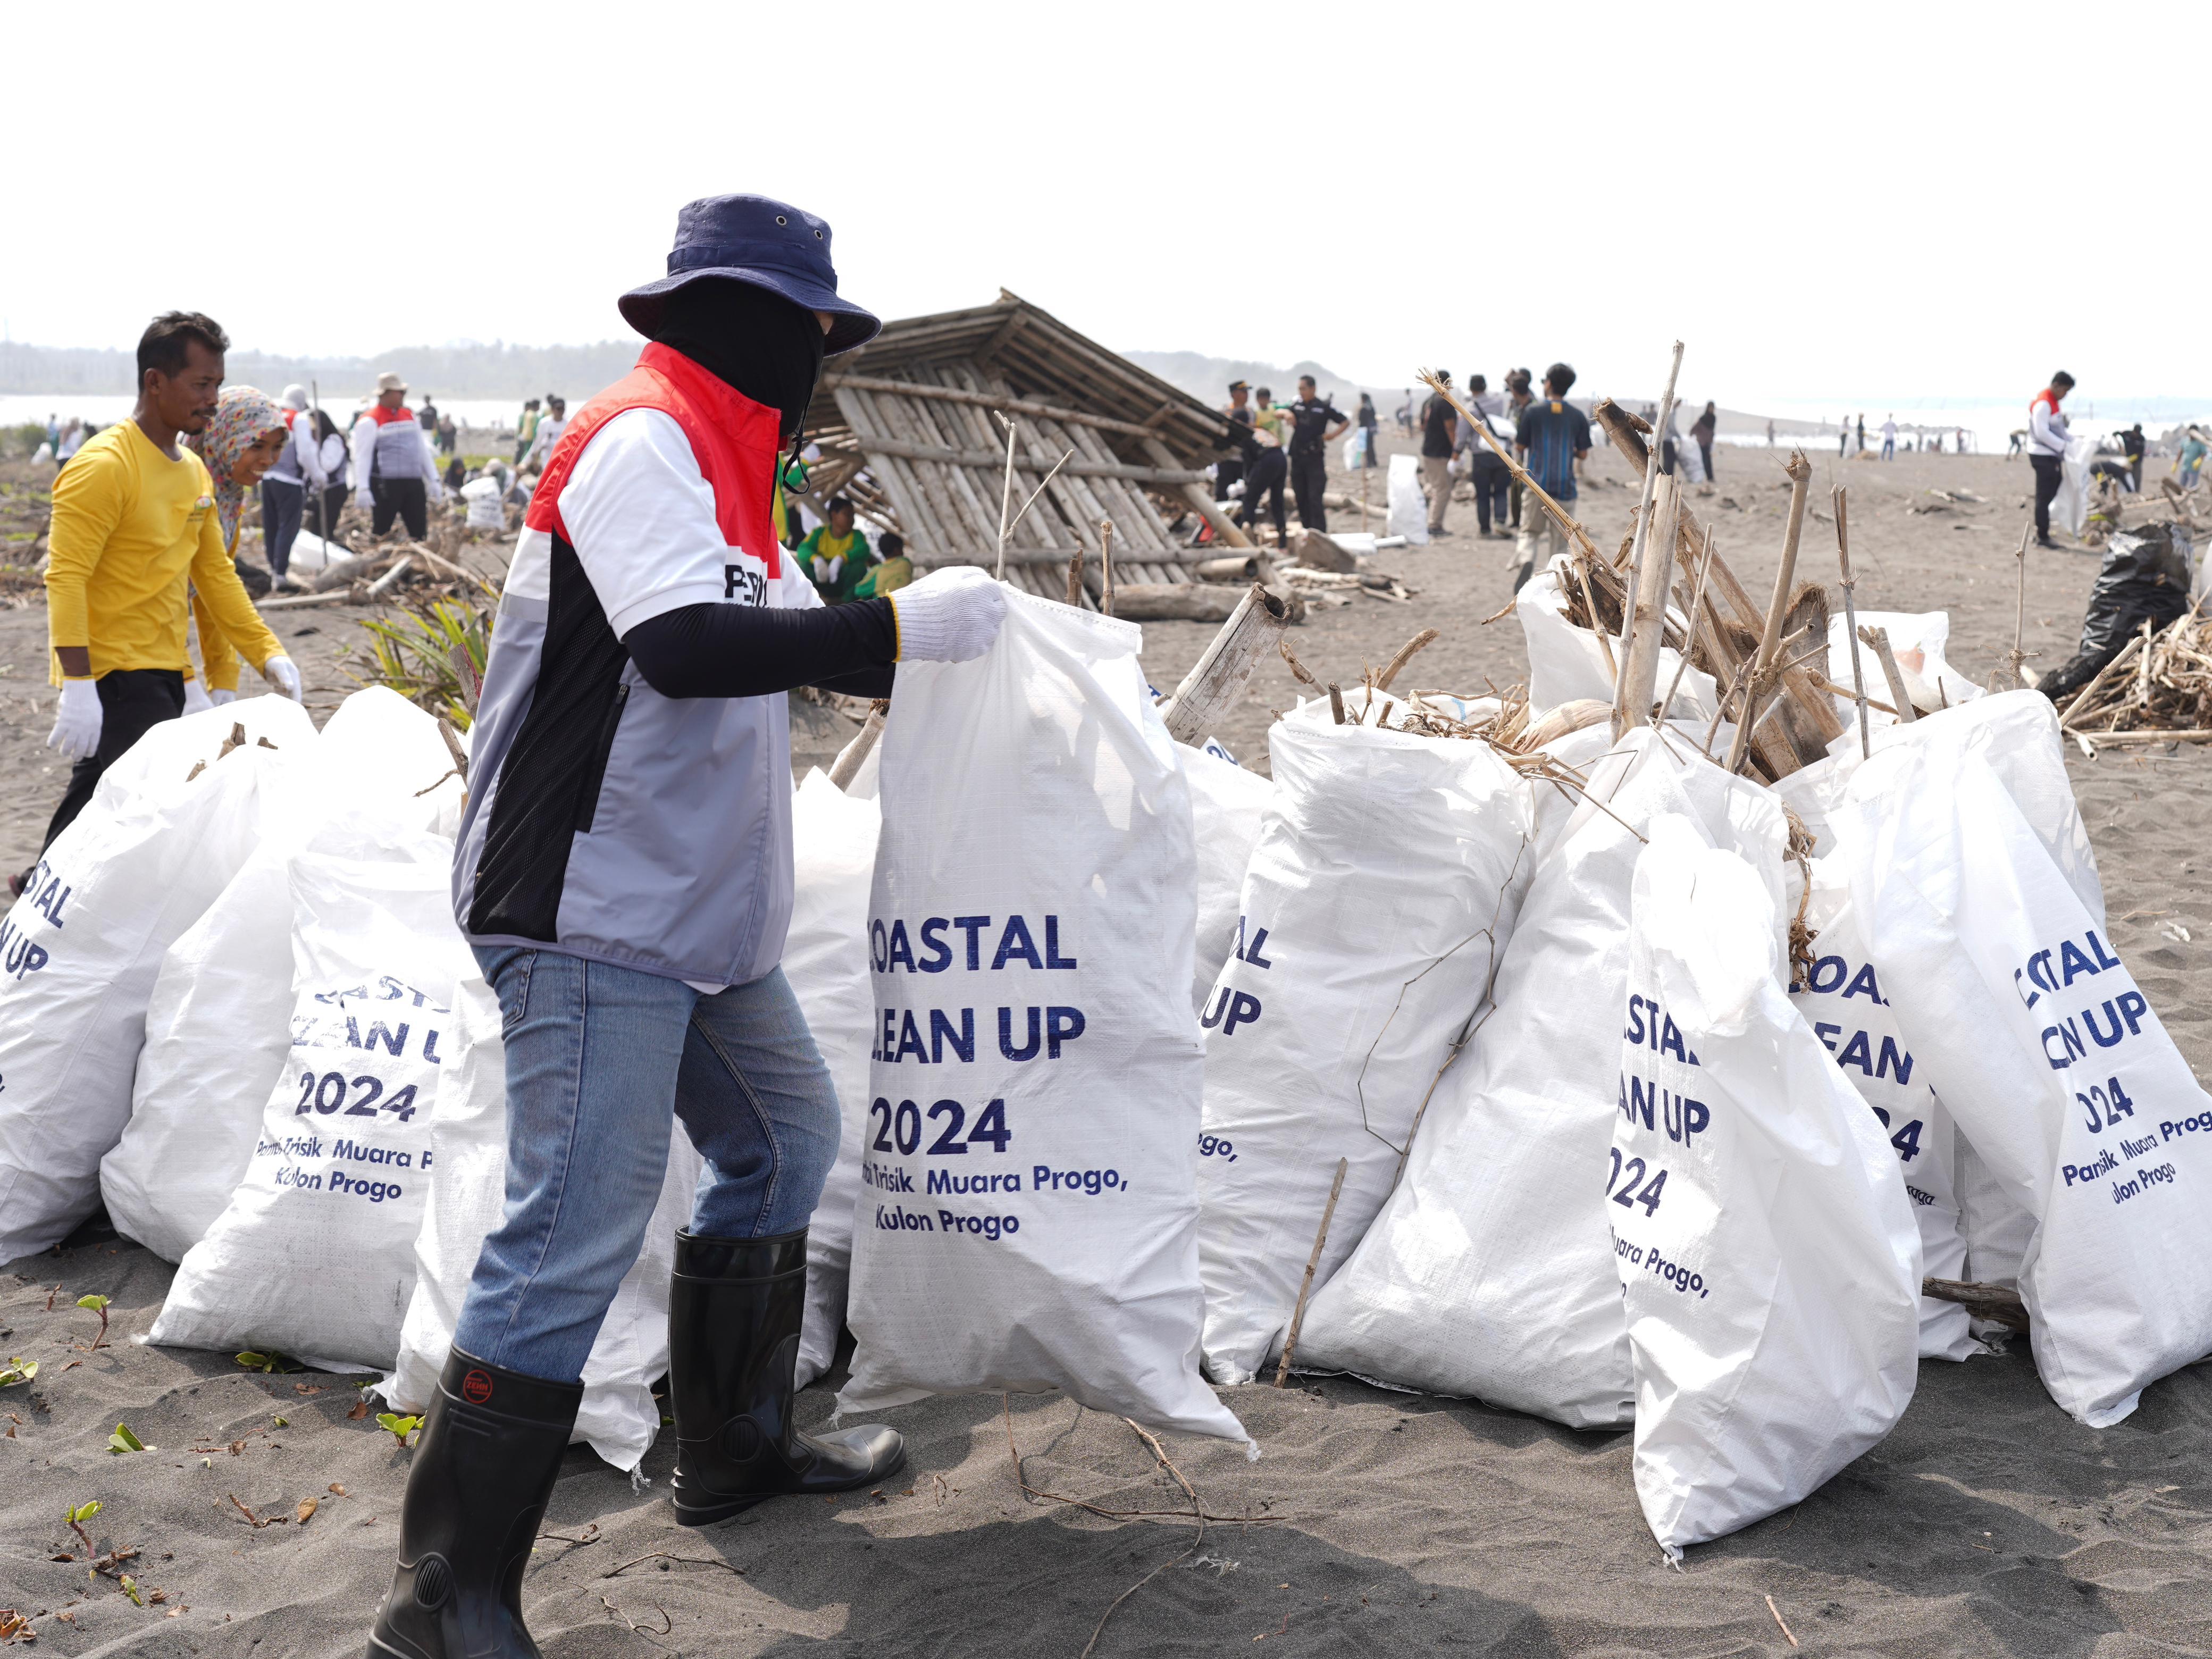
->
[365, 198, 1002, 1659]
[620, 194, 881, 356]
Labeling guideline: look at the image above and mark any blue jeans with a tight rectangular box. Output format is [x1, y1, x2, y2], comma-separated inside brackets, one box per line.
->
[453, 946, 842, 1382]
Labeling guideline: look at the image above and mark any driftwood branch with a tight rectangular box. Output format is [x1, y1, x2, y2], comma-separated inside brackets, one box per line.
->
[1859, 625, 1919, 723]
[1375, 629, 1440, 693]
[1834, 487, 1872, 758]
[1618, 340, 1686, 671]
[1726, 450, 1815, 773]
[1921, 1277, 2030, 1331]
[827, 702, 888, 791]
[1274, 1157, 1348, 1387]
[1615, 471, 1684, 734]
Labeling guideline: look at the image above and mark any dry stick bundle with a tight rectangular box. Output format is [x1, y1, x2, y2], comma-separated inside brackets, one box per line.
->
[1376, 628, 1440, 692]
[1657, 522, 1718, 727]
[1859, 625, 1919, 724]
[1615, 341, 1687, 699]
[1833, 487, 1872, 759]
[1417, 369, 1602, 563]
[1615, 471, 1686, 736]
[1725, 451, 1816, 775]
[1274, 1158, 1350, 1387]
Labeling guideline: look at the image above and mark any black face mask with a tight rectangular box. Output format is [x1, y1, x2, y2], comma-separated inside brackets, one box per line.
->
[650, 278, 825, 445]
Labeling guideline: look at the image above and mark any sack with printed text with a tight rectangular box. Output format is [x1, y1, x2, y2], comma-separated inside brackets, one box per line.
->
[1791, 860, 1979, 1360]
[786, 769, 884, 1389]
[104, 689, 467, 1262]
[0, 698, 315, 1265]
[838, 573, 1249, 1447]
[1835, 697, 2212, 1425]
[1196, 714, 1534, 1384]
[150, 815, 475, 1370]
[1297, 726, 1779, 1426]
[1180, 743, 1273, 1019]
[383, 976, 703, 1468]
[1614, 815, 1921, 1558]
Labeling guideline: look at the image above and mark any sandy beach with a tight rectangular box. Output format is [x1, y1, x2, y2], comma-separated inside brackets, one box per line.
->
[5, 429, 2212, 1656]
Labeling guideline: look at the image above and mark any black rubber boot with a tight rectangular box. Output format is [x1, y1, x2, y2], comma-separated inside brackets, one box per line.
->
[667, 1227, 904, 1526]
[366, 1348, 581, 1659]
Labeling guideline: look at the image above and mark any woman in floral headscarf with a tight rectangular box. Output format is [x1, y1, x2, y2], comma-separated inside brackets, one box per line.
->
[182, 386, 290, 708]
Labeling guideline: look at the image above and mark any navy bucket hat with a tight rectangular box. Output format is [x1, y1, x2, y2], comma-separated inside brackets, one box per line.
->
[619, 194, 881, 356]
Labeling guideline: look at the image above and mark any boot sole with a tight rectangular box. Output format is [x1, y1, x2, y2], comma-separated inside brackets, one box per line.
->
[672, 1447, 909, 1528]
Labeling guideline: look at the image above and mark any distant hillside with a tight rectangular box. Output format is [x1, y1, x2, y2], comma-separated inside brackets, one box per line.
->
[0, 339, 640, 399]
[1124, 350, 1406, 414]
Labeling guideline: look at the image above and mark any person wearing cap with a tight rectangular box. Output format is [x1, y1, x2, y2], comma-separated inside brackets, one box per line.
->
[350, 371, 443, 539]
[259, 384, 318, 585]
[367, 194, 1006, 1659]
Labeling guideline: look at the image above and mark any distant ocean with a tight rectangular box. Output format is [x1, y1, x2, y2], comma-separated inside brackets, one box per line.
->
[1715, 396, 2212, 454]
[0, 394, 527, 434]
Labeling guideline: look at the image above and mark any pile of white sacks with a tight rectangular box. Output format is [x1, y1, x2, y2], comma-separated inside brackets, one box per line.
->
[4, 559, 2210, 1554]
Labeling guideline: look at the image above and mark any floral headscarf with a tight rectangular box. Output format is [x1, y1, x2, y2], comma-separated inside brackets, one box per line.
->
[186, 386, 287, 550]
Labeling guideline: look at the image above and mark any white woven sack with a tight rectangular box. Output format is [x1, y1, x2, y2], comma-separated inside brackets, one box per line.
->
[1385, 453, 1429, 546]
[786, 769, 883, 1390]
[1616, 815, 1920, 1559]
[838, 572, 1247, 1447]
[105, 689, 467, 1262]
[1519, 557, 1716, 721]
[382, 976, 702, 1469]
[150, 815, 474, 1370]
[1791, 861, 1978, 1361]
[1822, 610, 1981, 722]
[1297, 727, 1779, 1427]
[0, 699, 314, 1265]
[1195, 716, 1534, 1384]
[1835, 708, 2212, 1426]
[1179, 743, 1273, 1019]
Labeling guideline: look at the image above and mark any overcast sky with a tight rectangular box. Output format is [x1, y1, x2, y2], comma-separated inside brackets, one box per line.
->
[6, 1, 2202, 409]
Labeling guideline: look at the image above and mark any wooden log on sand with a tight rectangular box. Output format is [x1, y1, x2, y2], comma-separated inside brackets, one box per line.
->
[1112, 583, 1246, 625]
[1157, 584, 1293, 744]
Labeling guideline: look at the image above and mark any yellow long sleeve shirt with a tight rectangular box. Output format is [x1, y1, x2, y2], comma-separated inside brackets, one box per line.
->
[45, 421, 283, 688]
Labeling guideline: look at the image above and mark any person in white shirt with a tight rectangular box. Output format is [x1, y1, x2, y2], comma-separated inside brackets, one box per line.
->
[459, 462, 510, 532]
[349, 370, 444, 539]
[2029, 371, 2076, 547]
[259, 384, 319, 584]
[520, 395, 566, 473]
[1880, 415, 1898, 461]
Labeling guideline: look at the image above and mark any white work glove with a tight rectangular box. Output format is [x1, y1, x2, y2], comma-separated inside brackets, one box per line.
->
[818, 554, 844, 585]
[182, 678, 214, 716]
[354, 487, 374, 514]
[211, 688, 237, 706]
[888, 568, 1007, 664]
[261, 654, 303, 700]
[47, 678, 102, 763]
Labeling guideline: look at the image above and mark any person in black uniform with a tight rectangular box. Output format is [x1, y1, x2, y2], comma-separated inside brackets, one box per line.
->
[2121, 423, 2146, 493]
[1236, 387, 1290, 543]
[1286, 374, 1350, 531]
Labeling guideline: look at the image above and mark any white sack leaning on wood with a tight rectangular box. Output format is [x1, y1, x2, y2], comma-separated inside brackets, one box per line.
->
[783, 768, 884, 1390]
[1195, 709, 1534, 1384]
[383, 976, 702, 1469]
[1296, 726, 1778, 1427]
[837, 571, 1250, 1449]
[1614, 815, 1921, 1559]
[1833, 691, 2212, 1426]
[0, 698, 316, 1266]
[150, 812, 475, 1370]
[104, 689, 468, 1263]
[1519, 557, 1717, 724]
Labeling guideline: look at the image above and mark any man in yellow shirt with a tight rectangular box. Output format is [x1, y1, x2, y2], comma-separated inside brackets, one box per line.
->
[33, 311, 300, 875]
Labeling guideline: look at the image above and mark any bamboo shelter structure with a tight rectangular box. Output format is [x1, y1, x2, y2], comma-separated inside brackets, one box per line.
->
[793, 291, 1250, 607]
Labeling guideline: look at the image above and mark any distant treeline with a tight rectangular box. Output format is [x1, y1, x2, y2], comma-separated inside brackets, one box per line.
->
[0, 340, 641, 399]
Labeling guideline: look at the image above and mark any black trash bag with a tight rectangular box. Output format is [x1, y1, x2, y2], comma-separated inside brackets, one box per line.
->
[2040, 524, 2195, 702]
[232, 555, 273, 599]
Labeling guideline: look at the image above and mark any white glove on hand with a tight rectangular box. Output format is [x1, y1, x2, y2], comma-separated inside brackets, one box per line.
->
[211, 688, 237, 706]
[262, 654, 303, 700]
[888, 569, 1007, 664]
[47, 678, 102, 763]
[183, 678, 214, 716]
[354, 488, 374, 514]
